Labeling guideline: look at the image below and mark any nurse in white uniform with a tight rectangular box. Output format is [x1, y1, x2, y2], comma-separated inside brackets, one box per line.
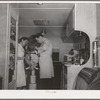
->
[17, 37, 29, 89]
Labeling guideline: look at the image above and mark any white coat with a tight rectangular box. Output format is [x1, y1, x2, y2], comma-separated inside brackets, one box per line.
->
[38, 38, 54, 79]
[16, 44, 26, 87]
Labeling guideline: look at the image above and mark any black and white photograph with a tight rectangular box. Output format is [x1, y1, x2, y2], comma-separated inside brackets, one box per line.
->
[1, 1, 100, 98]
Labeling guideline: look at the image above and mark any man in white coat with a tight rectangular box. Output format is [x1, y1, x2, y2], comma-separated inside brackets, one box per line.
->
[35, 32, 54, 89]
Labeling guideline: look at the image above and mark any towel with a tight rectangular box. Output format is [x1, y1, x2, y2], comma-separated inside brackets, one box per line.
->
[78, 67, 100, 84]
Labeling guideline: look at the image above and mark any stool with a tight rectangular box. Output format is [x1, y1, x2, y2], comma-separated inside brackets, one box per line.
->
[29, 70, 37, 89]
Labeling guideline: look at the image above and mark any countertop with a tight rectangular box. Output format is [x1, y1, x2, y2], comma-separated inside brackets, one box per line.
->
[64, 62, 81, 67]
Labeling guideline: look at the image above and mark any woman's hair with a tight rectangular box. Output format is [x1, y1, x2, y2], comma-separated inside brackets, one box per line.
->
[18, 37, 29, 43]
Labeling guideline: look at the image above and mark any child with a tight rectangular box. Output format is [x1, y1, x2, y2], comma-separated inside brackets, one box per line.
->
[30, 50, 39, 70]
[25, 44, 39, 70]
[24, 48, 39, 89]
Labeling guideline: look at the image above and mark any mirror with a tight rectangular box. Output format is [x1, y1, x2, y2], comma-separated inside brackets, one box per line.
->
[70, 30, 90, 65]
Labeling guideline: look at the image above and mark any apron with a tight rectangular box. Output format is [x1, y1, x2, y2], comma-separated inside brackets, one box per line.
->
[38, 38, 54, 78]
[16, 44, 26, 87]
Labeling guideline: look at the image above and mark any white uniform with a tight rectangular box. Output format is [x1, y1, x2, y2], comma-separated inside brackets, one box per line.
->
[38, 38, 54, 78]
[16, 44, 26, 87]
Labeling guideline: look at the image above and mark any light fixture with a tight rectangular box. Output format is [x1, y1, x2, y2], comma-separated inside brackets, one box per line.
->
[33, 20, 49, 26]
[41, 29, 46, 36]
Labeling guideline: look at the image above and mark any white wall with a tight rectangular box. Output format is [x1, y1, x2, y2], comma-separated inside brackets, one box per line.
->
[0, 4, 7, 89]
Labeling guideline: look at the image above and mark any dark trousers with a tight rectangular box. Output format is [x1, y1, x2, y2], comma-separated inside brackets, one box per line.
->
[37, 78, 54, 90]
[35, 69, 53, 89]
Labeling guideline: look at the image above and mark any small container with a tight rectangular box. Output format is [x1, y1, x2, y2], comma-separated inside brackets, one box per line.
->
[92, 41, 98, 67]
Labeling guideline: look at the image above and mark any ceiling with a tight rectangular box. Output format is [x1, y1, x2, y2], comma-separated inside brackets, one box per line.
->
[12, 3, 74, 27]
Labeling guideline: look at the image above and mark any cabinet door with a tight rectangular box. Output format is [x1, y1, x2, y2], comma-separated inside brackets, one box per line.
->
[8, 15, 18, 89]
[66, 8, 75, 37]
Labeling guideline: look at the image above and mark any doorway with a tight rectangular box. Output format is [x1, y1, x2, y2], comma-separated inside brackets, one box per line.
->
[8, 3, 74, 90]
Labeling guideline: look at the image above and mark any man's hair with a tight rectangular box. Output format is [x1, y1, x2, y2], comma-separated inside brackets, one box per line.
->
[35, 32, 43, 38]
[18, 37, 29, 43]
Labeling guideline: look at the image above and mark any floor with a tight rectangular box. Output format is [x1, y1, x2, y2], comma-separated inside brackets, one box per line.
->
[27, 70, 61, 90]
[25, 62, 62, 90]
[37, 62, 62, 90]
